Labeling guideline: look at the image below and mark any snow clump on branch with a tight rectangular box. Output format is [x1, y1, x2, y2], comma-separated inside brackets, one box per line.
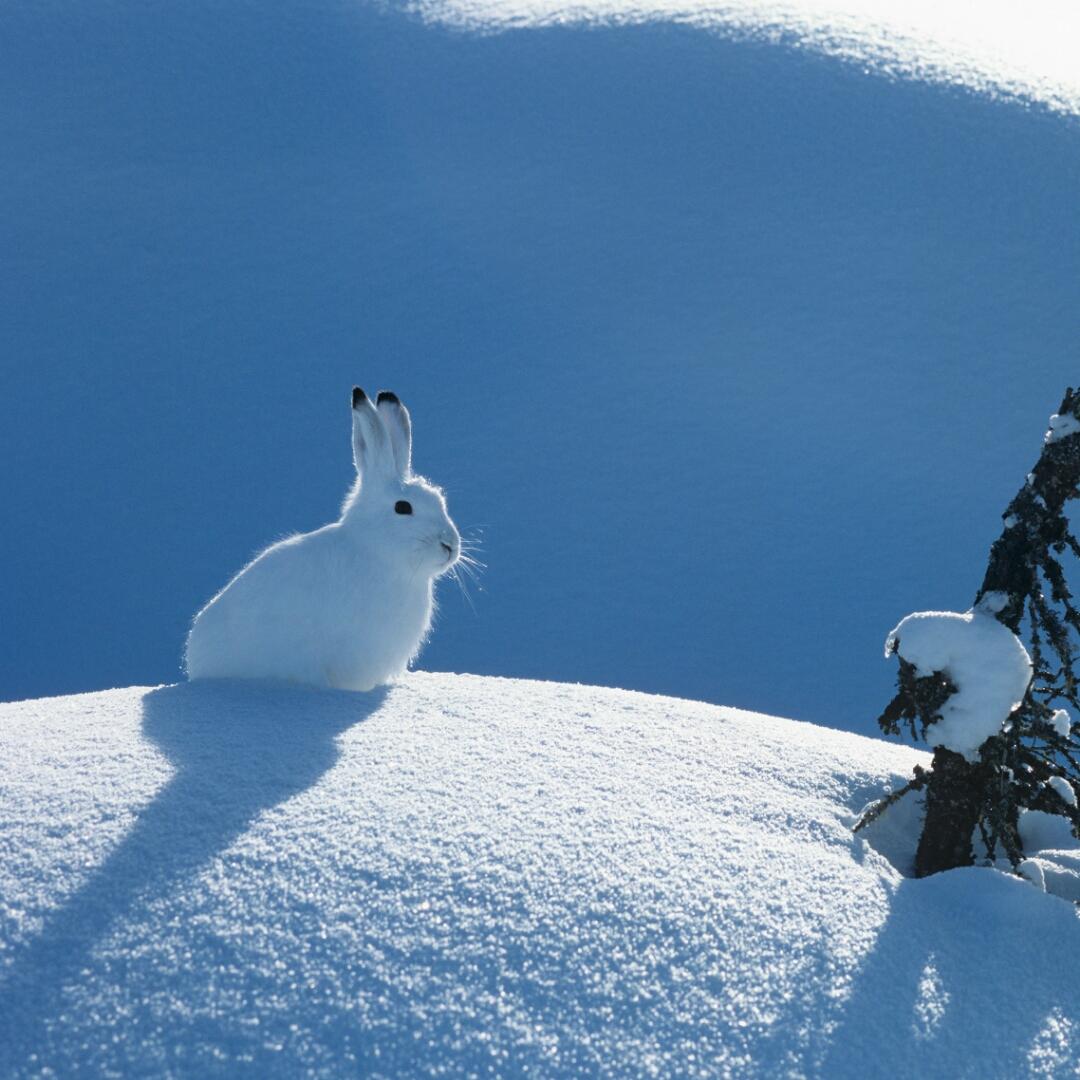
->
[885, 609, 1032, 761]
[1045, 412, 1080, 444]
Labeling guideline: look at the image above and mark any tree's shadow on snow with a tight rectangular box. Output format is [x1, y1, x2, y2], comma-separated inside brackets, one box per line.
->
[0, 679, 386, 1073]
[820, 868, 1080, 1076]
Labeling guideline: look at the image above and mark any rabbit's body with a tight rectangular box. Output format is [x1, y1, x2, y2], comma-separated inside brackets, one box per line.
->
[185, 388, 458, 691]
[185, 525, 434, 690]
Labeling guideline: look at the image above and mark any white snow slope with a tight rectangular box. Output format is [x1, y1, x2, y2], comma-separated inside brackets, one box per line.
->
[410, 0, 1080, 116]
[2, 674, 1079, 1077]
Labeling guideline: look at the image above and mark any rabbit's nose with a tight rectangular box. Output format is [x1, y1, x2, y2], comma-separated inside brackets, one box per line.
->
[439, 530, 459, 560]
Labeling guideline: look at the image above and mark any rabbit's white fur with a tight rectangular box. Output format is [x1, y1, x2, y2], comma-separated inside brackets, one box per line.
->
[184, 388, 460, 691]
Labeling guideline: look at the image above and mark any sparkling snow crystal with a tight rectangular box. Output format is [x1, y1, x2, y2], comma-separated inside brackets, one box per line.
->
[885, 610, 1032, 761]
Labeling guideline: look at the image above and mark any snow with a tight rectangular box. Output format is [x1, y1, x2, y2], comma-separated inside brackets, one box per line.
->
[1016, 810, 1080, 904]
[1022, 810, 1080, 854]
[885, 609, 1033, 760]
[1045, 412, 1080, 443]
[1051, 709, 1073, 738]
[1048, 775, 1077, 807]
[967, 807, 1080, 904]
[409, 0, 1080, 116]
[976, 590, 1010, 615]
[3, 674, 1080, 1076]
[1019, 858, 1047, 891]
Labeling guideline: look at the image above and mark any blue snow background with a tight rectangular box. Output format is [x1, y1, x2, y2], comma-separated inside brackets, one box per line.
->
[2, 2, 1078, 734]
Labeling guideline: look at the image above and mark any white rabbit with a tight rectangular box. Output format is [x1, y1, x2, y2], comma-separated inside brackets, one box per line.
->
[184, 387, 461, 691]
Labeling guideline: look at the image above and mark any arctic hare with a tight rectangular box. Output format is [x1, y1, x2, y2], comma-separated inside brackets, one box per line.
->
[185, 387, 461, 690]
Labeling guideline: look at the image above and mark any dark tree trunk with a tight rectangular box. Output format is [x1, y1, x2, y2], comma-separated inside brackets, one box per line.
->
[914, 748, 981, 878]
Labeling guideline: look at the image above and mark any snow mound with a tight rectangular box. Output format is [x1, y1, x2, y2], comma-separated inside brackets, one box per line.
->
[2, 674, 1079, 1077]
[886, 609, 1032, 761]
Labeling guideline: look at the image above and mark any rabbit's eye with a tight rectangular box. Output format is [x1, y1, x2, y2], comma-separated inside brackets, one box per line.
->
[394, 500, 413, 515]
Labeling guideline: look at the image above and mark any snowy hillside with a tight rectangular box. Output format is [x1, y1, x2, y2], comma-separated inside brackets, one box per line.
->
[2, 674, 1079, 1077]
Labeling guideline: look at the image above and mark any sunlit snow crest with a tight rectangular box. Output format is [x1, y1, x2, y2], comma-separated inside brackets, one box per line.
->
[400, 0, 1080, 115]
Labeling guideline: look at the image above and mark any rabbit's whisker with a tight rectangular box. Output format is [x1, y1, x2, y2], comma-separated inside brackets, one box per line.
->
[449, 564, 478, 614]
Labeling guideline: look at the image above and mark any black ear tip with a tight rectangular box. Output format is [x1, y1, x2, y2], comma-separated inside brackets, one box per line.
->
[352, 386, 367, 408]
[376, 390, 400, 405]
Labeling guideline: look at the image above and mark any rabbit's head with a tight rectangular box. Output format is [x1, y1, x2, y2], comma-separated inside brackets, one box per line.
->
[343, 387, 460, 577]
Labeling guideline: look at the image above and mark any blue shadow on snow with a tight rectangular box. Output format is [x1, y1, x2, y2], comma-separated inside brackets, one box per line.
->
[0, 679, 387, 1073]
[819, 866, 1080, 1076]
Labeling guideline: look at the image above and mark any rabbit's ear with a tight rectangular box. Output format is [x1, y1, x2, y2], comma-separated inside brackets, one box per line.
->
[376, 391, 412, 478]
[351, 386, 395, 479]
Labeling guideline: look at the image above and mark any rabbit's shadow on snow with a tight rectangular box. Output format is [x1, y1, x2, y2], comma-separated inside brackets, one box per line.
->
[0, 679, 387, 1067]
[137, 680, 387, 872]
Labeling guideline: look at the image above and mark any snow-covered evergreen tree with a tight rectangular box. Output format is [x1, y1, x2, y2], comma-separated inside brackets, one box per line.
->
[857, 388, 1080, 878]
